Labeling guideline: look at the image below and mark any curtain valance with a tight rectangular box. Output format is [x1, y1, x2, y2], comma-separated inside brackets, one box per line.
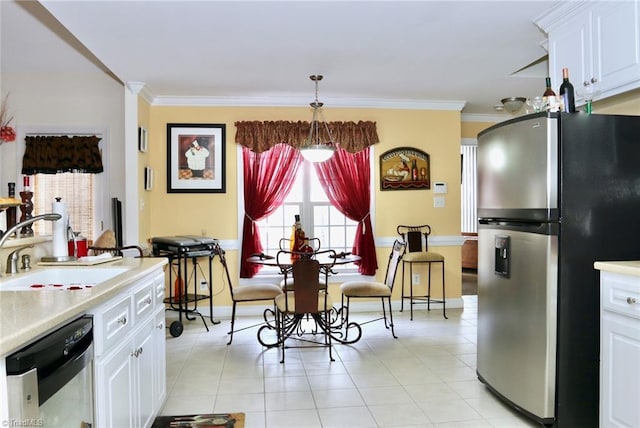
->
[22, 135, 103, 175]
[235, 120, 379, 153]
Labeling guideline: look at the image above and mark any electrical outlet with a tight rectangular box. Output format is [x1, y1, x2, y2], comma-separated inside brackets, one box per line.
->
[434, 196, 445, 208]
[199, 280, 208, 292]
[412, 273, 420, 285]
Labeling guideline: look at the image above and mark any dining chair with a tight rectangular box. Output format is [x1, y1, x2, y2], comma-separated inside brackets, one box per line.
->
[89, 244, 144, 258]
[218, 244, 283, 345]
[397, 224, 447, 320]
[274, 255, 334, 363]
[339, 239, 406, 338]
[277, 238, 328, 291]
[88, 228, 145, 257]
[279, 237, 321, 252]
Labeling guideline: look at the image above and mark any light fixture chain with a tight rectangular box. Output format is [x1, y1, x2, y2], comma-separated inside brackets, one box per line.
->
[301, 74, 336, 162]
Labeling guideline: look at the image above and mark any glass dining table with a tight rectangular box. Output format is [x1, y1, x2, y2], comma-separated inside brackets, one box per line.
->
[247, 250, 364, 349]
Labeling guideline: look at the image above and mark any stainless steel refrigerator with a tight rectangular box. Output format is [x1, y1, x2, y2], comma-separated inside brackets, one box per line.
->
[476, 112, 640, 427]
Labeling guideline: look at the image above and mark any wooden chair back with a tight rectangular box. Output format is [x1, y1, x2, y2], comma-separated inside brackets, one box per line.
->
[292, 258, 323, 314]
[397, 224, 432, 253]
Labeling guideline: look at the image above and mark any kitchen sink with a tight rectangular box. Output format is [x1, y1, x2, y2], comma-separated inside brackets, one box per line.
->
[0, 267, 132, 291]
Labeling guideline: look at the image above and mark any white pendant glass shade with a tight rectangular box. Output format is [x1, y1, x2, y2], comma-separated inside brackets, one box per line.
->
[300, 144, 335, 162]
[300, 75, 336, 163]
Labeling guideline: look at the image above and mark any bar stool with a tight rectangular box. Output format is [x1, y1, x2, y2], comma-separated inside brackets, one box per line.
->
[397, 224, 447, 320]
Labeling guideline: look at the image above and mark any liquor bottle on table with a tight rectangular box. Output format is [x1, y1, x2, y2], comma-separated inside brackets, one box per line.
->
[290, 214, 302, 251]
[559, 68, 576, 113]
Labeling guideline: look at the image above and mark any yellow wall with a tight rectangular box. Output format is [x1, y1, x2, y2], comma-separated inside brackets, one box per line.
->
[143, 106, 463, 306]
[461, 121, 495, 139]
[595, 87, 640, 115]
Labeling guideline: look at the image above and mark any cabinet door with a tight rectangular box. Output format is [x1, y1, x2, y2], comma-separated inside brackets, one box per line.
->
[95, 340, 135, 428]
[592, 1, 640, 95]
[134, 316, 156, 428]
[548, 10, 590, 94]
[601, 313, 640, 428]
[153, 309, 167, 411]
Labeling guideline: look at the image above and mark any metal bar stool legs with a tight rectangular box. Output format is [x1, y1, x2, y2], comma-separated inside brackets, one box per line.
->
[401, 260, 447, 320]
[428, 260, 447, 319]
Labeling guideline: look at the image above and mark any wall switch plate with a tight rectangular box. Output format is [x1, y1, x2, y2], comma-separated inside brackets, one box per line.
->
[433, 182, 447, 194]
[412, 273, 420, 285]
[199, 280, 208, 292]
[434, 196, 445, 208]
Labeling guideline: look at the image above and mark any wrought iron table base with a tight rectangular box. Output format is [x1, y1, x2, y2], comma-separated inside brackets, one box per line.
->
[257, 306, 363, 362]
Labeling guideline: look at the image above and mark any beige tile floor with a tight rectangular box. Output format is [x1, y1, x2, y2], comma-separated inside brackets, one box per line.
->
[160, 296, 539, 428]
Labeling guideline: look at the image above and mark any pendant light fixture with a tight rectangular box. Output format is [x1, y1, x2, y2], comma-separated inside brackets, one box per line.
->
[300, 75, 336, 163]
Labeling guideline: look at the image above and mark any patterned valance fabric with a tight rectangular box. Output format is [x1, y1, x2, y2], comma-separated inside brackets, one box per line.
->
[235, 120, 379, 153]
[22, 135, 104, 174]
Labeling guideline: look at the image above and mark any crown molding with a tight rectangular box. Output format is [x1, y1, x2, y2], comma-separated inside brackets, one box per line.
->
[534, 1, 590, 32]
[150, 94, 466, 111]
[125, 81, 155, 104]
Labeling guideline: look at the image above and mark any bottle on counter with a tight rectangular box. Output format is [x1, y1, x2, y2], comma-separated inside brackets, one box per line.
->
[543, 77, 558, 112]
[559, 68, 576, 113]
[6, 182, 17, 232]
[23, 175, 32, 192]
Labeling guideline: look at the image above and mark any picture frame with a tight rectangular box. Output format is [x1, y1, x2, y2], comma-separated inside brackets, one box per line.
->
[138, 126, 148, 152]
[144, 166, 153, 191]
[379, 146, 430, 190]
[166, 123, 226, 193]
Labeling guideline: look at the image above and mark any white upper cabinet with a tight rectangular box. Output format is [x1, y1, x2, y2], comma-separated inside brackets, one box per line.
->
[536, 1, 640, 105]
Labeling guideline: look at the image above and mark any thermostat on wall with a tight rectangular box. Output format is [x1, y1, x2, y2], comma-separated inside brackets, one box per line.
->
[433, 182, 447, 194]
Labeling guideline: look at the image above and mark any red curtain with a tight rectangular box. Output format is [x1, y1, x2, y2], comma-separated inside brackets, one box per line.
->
[314, 147, 378, 275]
[240, 143, 302, 277]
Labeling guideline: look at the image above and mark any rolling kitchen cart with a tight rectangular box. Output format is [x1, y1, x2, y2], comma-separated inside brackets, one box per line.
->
[151, 235, 221, 337]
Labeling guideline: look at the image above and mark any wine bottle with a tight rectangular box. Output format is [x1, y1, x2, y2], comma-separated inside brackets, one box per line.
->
[543, 77, 558, 112]
[289, 214, 301, 251]
[559, 68, 576, 113]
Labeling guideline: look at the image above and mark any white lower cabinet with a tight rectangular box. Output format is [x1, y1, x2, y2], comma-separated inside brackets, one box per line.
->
[92, 270, 166, 428]
[600, 271, 640, 428]
[95, 335, 135, 427]
[153, 308, 167, 408]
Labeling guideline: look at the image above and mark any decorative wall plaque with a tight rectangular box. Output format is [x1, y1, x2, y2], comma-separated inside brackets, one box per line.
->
[379, 146, 430, 190]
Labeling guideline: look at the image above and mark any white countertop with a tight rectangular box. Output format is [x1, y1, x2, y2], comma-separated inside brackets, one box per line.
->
[594, 260, 640, 277]
[0, 257, 168, 356]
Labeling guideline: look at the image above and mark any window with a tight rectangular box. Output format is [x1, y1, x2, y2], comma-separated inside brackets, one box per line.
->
[461, 143, 477, 233]
[255, 161, 358, 271]
[20, 130, 107, 243]
[32, 173, 96, 241]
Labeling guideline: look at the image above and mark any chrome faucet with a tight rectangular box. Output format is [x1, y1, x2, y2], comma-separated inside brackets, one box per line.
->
[5, 245, 33, 274]
[0, 213, 62, 275]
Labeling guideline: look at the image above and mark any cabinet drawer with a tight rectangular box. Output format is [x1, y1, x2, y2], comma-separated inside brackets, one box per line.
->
[133, 279, 155, 323]
[153, 273, 165, 306]
[601, 272, 640, 319]
[91, 293, 132, 357]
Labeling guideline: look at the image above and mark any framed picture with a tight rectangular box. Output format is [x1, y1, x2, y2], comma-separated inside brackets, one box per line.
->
[379, 146, 430, 190]
[144, 166, 153, 191]
[138, 126, 148, 152]
[166, 123, 226, 193]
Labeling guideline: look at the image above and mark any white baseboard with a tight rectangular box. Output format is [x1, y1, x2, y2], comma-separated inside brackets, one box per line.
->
[175, 297, 465, 321]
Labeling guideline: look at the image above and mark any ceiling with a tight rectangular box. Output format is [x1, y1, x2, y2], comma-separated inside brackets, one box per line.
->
[2, 0, 560, 116]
